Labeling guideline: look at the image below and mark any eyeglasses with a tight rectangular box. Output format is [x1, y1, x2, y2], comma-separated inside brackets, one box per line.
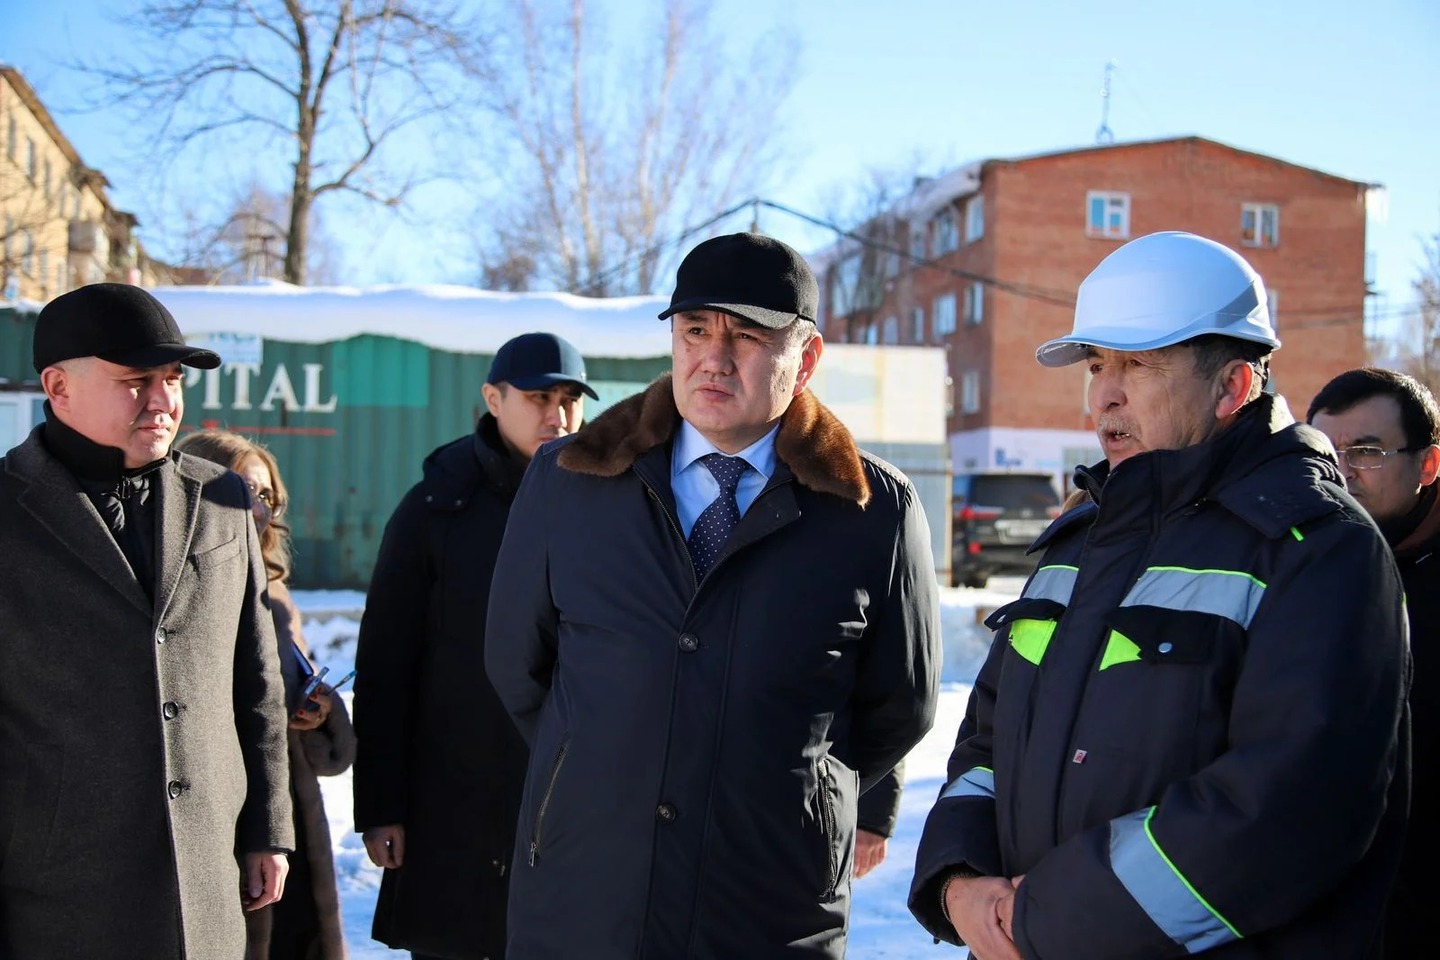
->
[1335, 445, 1423, 470]
[246, 482, 284, 513]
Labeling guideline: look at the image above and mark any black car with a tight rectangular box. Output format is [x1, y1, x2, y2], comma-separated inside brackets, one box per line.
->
[951, 472, 1061, 588]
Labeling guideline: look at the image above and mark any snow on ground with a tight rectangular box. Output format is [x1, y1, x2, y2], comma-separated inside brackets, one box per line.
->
[291, 577, 1025, 958]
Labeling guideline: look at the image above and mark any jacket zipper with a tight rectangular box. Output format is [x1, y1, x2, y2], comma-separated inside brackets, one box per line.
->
[818, 757, 840, 901]
[528, 738, 570, 866]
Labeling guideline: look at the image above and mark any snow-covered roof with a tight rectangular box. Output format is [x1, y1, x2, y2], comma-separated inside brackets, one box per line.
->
[149, 280, 674, 358]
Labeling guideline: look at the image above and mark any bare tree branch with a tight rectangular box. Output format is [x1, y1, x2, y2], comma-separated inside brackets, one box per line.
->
[72, 0, 495, 284]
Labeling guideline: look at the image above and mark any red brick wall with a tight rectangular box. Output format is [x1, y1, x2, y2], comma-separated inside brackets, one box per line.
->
[826, 138, 1370, 436]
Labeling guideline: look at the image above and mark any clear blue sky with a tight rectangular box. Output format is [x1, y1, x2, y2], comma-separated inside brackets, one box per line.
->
[4, 0, 1437, 328]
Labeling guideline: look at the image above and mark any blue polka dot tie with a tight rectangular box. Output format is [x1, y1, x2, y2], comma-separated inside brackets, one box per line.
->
[687, 453, 749, 581]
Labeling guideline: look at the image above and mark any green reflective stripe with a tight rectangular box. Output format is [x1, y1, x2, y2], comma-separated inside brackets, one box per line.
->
[1121, 566, 1266, 629]
[940, 766, 996, 801]
[1099, 629, 1141, 670]
[1024, 564, 1078, 605]
[1009, 619, 1056, 665]
[1110, 808, 1242, 953]
[1289, 526, 1304, 542]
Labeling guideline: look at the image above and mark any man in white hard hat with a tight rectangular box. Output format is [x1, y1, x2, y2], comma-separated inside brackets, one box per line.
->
[909, 232, 1408, 959]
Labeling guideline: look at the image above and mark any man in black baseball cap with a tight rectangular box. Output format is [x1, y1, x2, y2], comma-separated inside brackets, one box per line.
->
[33, 282, 222, 373]
[353, 329, 598, 959]
[485, 232, 939, 959]
[1, 285, 295, 957]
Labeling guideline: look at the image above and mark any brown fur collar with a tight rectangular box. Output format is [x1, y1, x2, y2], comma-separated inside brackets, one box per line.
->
[558, 374, 871, 508]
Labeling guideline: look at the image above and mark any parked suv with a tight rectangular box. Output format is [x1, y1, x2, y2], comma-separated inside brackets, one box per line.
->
[951, 472, 1061, 588]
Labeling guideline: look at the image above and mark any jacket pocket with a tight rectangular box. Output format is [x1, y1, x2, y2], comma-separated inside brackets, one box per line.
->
[0, 743, 64, 880]
[527, 736, 570, 866]
[814, 755, 857, 902]
[189, 535, 242, 570]
[986, 597, 1066, 667]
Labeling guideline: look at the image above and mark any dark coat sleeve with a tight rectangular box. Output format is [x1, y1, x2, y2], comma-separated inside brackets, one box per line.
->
[1013, 518, 1407, 959]
[232, 492, 296, 853]
[844, 480, 940, 795]
[857, 759, 904, 837]
[352, 484, 432, 830]
[908, 621, 1009, 943]
[483, 453, 560, 746]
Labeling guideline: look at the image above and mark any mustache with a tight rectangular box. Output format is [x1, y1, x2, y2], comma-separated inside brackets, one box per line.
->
[1096, 415, 1135, 435]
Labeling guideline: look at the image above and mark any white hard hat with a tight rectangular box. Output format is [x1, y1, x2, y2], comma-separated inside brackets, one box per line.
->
[1036, 231, 1280, 368]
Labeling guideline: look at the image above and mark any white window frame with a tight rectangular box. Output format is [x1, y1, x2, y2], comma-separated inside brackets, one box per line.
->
[963, 282, 984, 325]
[1241, 203, 1280, 248]
[964, 195, 985, 243]
[933, 208, 959, 255]
[934, 293, 957, 336]
[1086, 191, 1130, 239]
[961, 371, 981, 414]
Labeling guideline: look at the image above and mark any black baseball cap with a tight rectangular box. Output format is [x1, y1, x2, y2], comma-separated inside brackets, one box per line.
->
[658, 232, 818, 329]
[33, 283, 221, 373]
[486, 332, 598, 399]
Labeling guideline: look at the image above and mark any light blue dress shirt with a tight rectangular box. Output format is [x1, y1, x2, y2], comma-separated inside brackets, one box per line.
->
[671, 420, 779, 538]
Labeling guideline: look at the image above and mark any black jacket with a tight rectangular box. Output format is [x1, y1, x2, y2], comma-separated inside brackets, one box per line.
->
[352, 415, 530, 960]
[911, 396, 1409, 959]
[1385, 485, 1440, 957]
[485, 377, 941, 960]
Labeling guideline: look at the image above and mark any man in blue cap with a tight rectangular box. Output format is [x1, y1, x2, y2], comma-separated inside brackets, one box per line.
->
[353, 332, 597, 960]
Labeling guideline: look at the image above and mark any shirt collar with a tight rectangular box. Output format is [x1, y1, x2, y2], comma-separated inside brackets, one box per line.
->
[674, 419, 779, 480]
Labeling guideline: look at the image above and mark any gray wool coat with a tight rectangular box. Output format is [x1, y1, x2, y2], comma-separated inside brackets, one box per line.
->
[0, 427, 294, 960]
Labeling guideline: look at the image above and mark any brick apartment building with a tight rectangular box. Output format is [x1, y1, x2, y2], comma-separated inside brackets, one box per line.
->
[814, 136, 1377, 489]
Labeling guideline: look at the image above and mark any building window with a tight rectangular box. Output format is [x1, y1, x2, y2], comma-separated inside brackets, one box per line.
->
[72, 191, 81, 219]
[934, 293, 957, 336]
[1086, 191, 1130, 239]
[882, 315, 899, 345]
[963, 282, 984, 325]
[910, 224, 926, 262]
[5, 114, 15, 160]
[933, 208, 959, 255]
[911, 306, 925, 342]
[964, 195, 985, 243]
[39, 250, 49, 290]
[26, 138, 37, 180]
[20, 230, 35, 275]
[864, 321, 879, 345]
[1241, 203, 1280, 248]
[43, 159, 52, 198]
[55, 260, 67, 296]
[961, 370, 981, 414]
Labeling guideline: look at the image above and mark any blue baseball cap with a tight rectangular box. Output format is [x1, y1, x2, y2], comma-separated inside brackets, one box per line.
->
[486, 332, 598, 399]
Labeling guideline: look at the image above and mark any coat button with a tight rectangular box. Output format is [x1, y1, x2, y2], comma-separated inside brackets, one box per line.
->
[155, 627, 168, 644]
[678, 633, 698, 652]
[656, 802, 678, 823]
[162, 701, 179, 720]
[1157, 642, 1173, 654]
[167, 780, 184, 800]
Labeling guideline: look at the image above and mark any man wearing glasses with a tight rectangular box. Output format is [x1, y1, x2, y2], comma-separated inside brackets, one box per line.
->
[1309, 367, 1440, 958]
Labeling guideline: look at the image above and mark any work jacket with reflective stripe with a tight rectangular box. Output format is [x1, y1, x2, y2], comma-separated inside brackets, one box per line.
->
[910, 396, 1409, 959]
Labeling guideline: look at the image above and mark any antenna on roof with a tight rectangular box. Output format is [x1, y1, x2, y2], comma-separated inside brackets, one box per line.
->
[1096, 60, 1117, 145]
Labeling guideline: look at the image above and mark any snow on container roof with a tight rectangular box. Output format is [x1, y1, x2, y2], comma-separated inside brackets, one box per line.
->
[149, 280, 675, 359]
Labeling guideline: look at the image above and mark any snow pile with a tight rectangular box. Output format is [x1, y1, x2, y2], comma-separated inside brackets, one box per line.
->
[295, 581, 1019, 958]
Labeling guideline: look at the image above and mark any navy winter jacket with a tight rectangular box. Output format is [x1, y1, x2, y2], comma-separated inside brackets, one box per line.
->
[911, 396, 1409, 959]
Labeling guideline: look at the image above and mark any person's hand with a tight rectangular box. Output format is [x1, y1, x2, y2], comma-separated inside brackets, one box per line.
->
[289, 684, 335, 731]
[241, 852, 288, 911]
[854, 828, 888, 878]
[943, 874, 1022, 960]
[364, 824, 405, 869]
